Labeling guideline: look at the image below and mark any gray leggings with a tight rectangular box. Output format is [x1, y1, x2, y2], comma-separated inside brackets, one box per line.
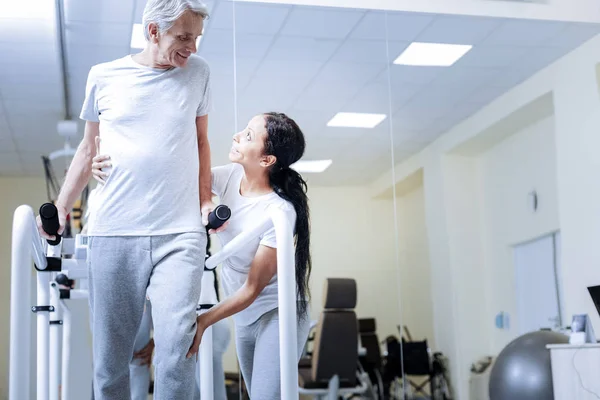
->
[235, 306, 311, 400]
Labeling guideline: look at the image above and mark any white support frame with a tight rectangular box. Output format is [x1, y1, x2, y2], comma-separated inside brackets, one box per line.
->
[202, 206, 298, 399]
[10, 204, 299, 400]
[10, 205, 35, 400]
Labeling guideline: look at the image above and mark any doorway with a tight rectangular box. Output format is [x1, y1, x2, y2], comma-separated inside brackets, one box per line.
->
[513, 232, 563, 334]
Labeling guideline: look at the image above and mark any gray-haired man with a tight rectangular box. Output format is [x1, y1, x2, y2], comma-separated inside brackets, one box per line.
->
[38, 0, 215, 397]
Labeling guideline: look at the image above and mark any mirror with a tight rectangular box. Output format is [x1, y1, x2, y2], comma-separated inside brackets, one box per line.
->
[384, 7, 600, 400]
[227, 2, 402, 398]
[3, 1, 600, 400]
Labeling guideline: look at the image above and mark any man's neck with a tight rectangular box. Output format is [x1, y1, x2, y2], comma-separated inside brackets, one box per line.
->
[132, 48, 171, 69]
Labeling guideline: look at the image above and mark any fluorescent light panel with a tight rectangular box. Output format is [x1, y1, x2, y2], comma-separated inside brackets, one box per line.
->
[291, 160, 332, 173]
[327, 112, 386, 129]
[394, 42, 472, 67]
[130, 23, 204, 50]
[4, 0, 53, 18]
[131, 24, 146, 49]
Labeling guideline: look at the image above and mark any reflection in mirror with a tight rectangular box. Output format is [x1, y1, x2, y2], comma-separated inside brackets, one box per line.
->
[227, 2, 402, 399]
[380, 6, 600, 400]
[5, 0, 600, 399]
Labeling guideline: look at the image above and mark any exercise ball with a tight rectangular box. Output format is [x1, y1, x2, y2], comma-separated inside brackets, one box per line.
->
[489, 330, 569, 400]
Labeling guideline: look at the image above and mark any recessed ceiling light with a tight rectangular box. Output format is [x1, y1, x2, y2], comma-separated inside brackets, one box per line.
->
[4, 1, 53, 18]
[394, 42, 472, 67]
[291, 160, 332, 173]
[130, 24, 146, 49]
[327, 112, 387, 129]
[130, 23, 205, 50]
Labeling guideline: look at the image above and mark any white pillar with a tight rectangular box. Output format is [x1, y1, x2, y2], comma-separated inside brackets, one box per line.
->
[271, 208, 298, 400]
[422, 153, 487, 400]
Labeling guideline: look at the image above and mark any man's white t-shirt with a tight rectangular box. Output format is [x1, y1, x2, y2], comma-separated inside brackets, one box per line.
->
[212, 163, 298, 326]
[81, 54, 212, 236]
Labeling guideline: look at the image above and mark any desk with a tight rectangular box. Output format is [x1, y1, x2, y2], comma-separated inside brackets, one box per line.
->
[547, 343, 600, 400]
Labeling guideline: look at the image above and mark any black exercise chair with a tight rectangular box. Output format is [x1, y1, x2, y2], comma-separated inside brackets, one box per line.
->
[298, 278, 368, 399]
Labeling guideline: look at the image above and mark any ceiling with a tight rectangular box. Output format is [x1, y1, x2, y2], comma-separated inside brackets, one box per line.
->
[1, 0, 600, 186]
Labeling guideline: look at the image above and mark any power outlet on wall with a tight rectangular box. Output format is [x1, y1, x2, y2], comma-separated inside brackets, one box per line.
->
[495, 311, 510, 330]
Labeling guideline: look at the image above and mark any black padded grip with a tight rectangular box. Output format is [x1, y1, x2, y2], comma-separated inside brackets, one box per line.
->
[55, 274, 70, 286]
[207, 205, 231, 230]
[39, 203, 61, 245]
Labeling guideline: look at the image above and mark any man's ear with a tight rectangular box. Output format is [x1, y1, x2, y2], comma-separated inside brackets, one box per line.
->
[260, 155, 277, 168]
[148, 23, 160, 43]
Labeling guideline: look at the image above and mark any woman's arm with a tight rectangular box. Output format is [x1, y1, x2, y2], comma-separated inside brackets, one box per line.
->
[187, 245, 278, 358]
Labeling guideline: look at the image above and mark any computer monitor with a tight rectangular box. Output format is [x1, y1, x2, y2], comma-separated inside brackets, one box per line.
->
[588, 285, 600, 318]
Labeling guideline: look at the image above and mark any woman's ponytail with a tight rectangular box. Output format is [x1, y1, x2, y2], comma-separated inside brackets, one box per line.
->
[264, 113, 311, 319]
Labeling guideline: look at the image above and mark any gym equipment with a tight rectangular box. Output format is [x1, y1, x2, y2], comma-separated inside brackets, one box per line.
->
[10, 203, 90, 400]
[207, 204, 231, 230]
[10, 201, 298, 400]
[39, 203, 61, 246]
[298, 278, 369, 399]
[489, 330, 569, 400]
[197, 205, 231, 398]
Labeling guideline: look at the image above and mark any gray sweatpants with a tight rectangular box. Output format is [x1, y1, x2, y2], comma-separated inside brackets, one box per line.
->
[235, 306, 311, 400]
[130, 300, 152, 400]
[87, 232, 205, 400]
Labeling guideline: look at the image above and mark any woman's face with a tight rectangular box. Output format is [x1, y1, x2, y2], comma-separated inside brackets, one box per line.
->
[229, 115, 272, 168]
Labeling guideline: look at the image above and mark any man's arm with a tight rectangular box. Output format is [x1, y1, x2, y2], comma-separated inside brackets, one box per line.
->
[38, 121, 99, 240]
[196, 115, 213, 225]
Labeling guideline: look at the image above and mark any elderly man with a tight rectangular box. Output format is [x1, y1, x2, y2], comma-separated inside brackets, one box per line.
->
[37, 0, 214, 398]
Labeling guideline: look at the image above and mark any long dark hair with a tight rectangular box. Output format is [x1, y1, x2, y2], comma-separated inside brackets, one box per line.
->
[263, 112, 311, 318]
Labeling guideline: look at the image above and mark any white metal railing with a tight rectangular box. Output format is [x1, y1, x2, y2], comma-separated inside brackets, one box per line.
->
[10, 204, 299, 400]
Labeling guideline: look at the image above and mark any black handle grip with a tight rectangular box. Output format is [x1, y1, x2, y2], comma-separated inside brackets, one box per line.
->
[39, 203, 61, 245]
[55, 274, 70, 286]
[207, 205, 231, 230]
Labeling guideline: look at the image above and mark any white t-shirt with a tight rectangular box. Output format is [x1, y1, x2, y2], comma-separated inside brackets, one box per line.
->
[81, 54, 212, 236]
[212, 163, 297, 326]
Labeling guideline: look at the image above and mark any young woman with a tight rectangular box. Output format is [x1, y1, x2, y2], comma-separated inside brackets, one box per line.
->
[92, 112, 312, 399]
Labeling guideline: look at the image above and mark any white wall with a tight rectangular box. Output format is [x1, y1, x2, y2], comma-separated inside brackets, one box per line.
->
[370, 32, 600, 400]
[413, 111, 560, 400]
[0, 177, 48, 398]
[307, 185, 400, 340]
[419, 153, 490, 399]
[395, 185, 435, 346]
[443, 154, 488, 397]
[553, 50, 600, 332]
[478, 116, 560, 353]
[369, 27, 600, 399]
[422, 153, 461, 392]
